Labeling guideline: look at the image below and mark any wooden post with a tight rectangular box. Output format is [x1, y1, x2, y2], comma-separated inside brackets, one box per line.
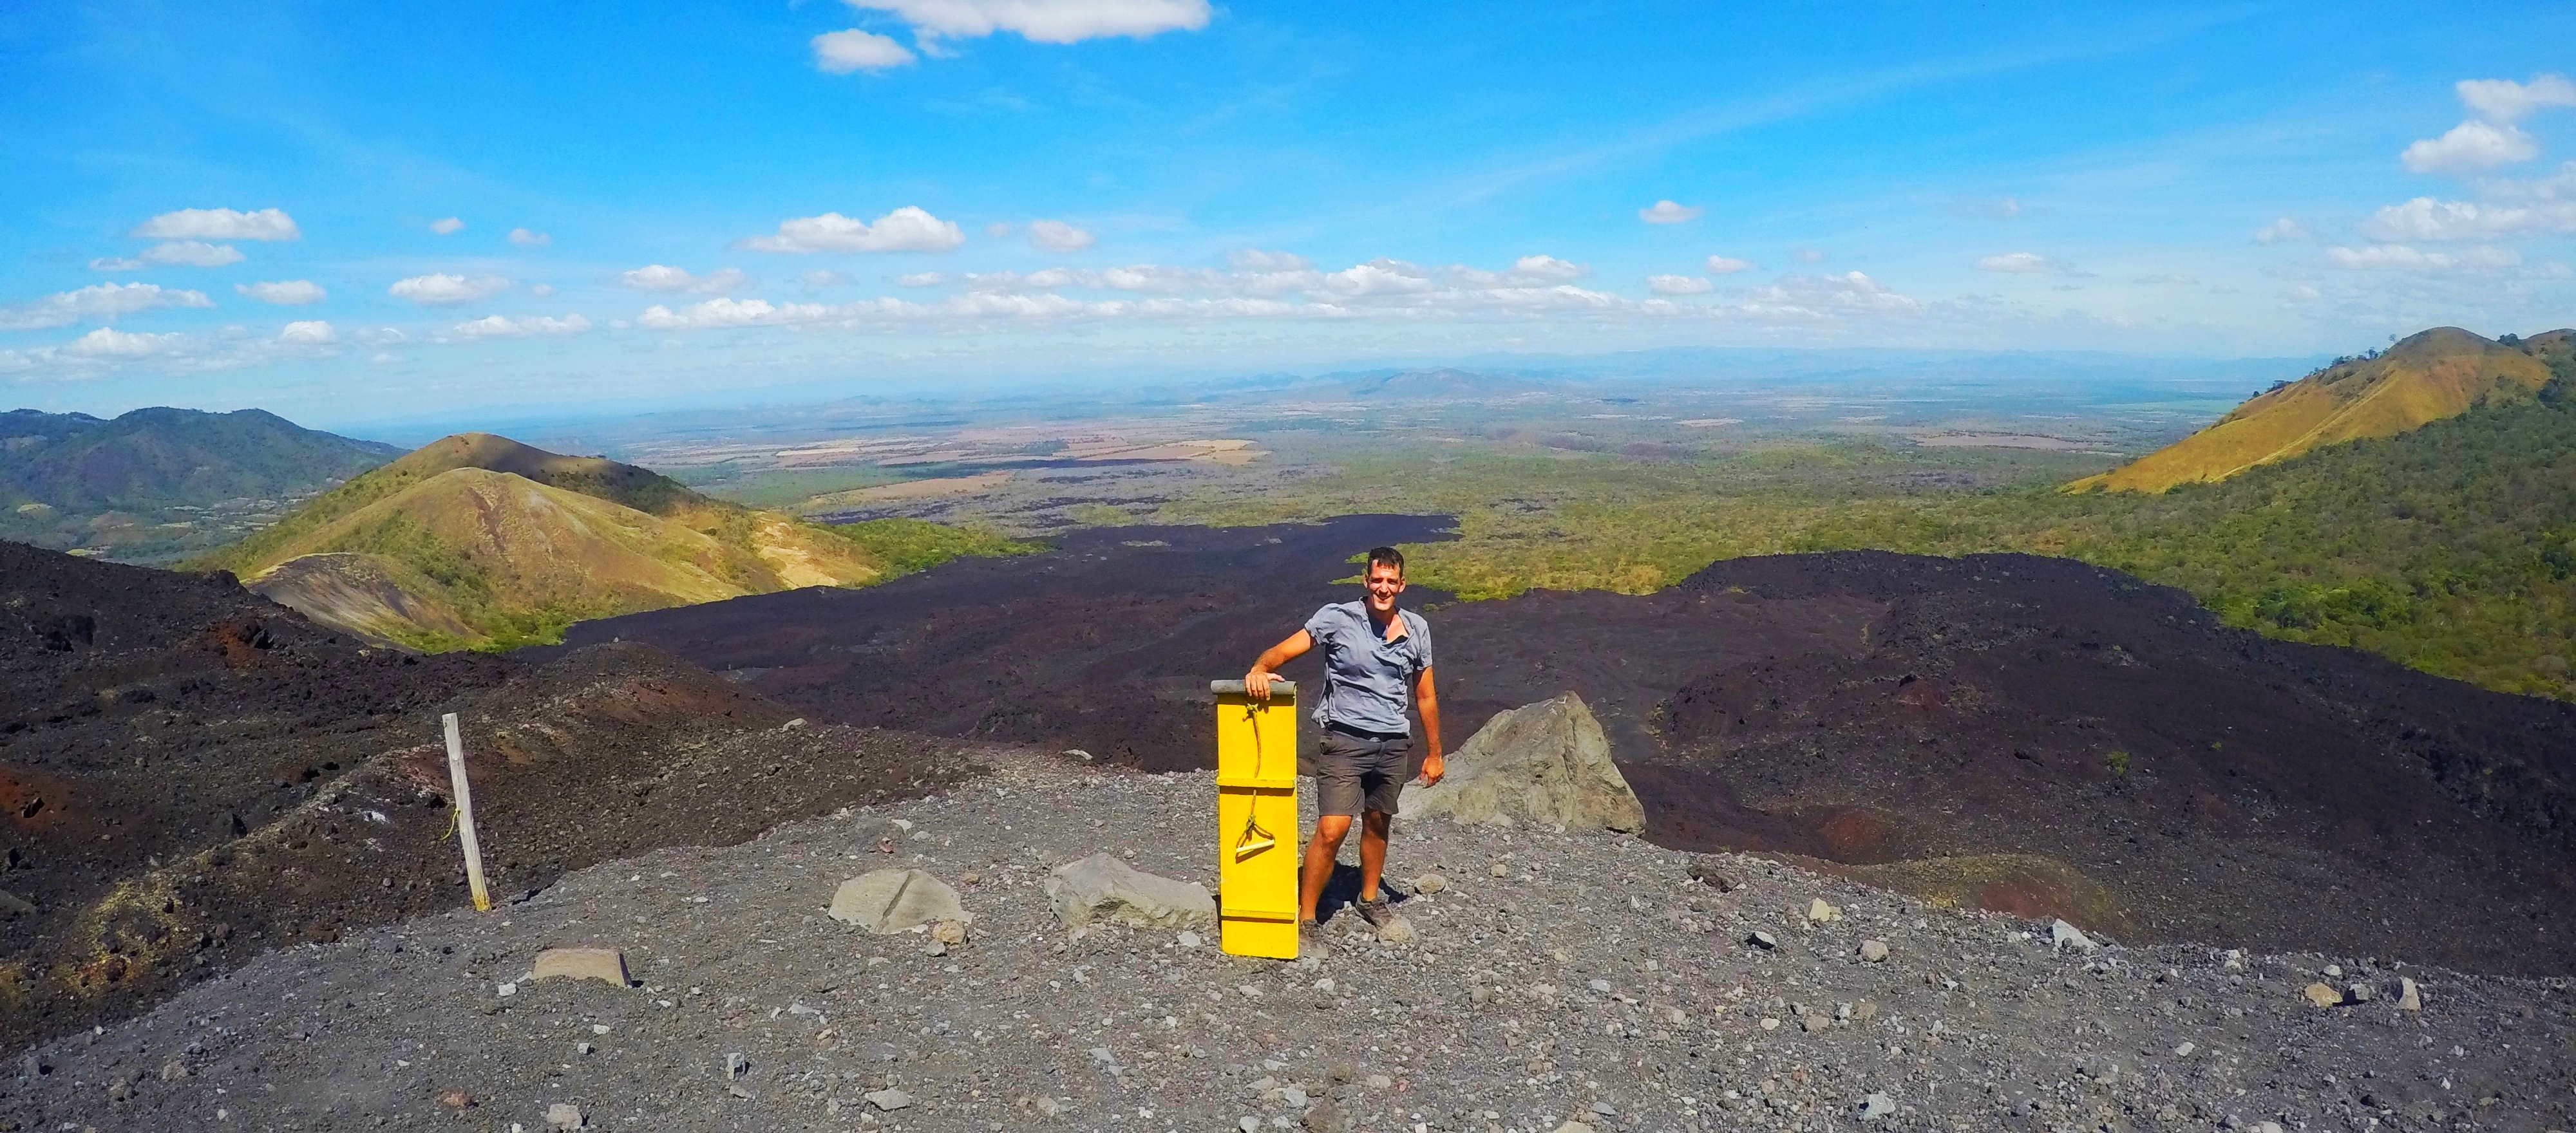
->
[441, 712, 492, 912]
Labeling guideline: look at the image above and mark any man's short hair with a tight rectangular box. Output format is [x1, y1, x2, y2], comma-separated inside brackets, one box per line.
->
[1365, 546, 1405, 577]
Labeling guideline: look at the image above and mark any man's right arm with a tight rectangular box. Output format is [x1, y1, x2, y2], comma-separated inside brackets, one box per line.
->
[1244, 630, 1314, 701]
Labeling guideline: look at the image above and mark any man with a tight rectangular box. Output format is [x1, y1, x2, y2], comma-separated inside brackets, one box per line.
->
[1242, 545, 1443, 937]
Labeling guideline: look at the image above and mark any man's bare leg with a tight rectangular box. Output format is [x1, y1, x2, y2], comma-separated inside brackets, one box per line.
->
[1300, 814, 1353, 922]
[1356, 810, 1391, 903]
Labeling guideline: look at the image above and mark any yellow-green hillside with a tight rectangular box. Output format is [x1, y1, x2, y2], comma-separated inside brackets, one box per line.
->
[2066, 326, 2566, 493]
[192, 433, 1034, 650]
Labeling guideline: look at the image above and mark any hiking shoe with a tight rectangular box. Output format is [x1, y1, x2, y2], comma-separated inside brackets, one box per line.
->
[1352, 897, 1393, 928]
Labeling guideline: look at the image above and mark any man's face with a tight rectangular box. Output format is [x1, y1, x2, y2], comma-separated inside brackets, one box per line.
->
[1364, 561, 1405, 612]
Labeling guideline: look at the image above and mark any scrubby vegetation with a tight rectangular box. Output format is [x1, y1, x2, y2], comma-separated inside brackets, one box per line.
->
[1153, 376, 2576, 700]
[820, 517, 1043, 577]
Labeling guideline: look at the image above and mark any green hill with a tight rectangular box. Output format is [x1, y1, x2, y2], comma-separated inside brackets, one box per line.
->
[2067, 326, 2566, 493]
[0, 407, 400, 562]
[190, 433, 1035, 651]
[2014, 362, 2576, 697]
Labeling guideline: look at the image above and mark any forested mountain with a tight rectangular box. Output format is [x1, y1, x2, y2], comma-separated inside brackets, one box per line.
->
[0, 407, 399, 561]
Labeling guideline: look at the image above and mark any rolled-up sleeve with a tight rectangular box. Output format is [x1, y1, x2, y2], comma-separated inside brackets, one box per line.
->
[1411, 614, 1434, 674]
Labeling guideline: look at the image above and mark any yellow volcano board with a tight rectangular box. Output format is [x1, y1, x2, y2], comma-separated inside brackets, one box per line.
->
[1211, 679, 1300, 960]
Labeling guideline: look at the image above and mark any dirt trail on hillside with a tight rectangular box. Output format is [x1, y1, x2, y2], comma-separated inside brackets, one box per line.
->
[558, 521, 2576, 976]
[6, 752, 2569, 1132]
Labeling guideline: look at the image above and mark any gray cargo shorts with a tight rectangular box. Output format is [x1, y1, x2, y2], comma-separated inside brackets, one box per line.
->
[1314, 727, 1412, 818]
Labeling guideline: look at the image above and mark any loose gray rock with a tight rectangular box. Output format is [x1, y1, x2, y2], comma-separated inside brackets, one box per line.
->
[2049, 919, 2096, 953]
[724, 1053, 747, 1080]
[545, 1101, 583, 1130]
[2400, 977, 2422, 1011]
[1413, 872, 1448, 895]
[1397, 693, 1644, 832]
[866, 1088, 914, 1111]
[828, 868, 970, 934]
[1859, 939, 1889, 962]
[1376, 914, 1417, 945]
[1747, 930, 1779, 950]
[1045, 852, 1215, 929]
[1685, 858, 1741, 891]
[1858, 1092, 1895, 1121]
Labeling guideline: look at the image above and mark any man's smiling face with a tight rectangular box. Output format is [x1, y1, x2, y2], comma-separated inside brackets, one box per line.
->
[1364, 561, 1405, 613]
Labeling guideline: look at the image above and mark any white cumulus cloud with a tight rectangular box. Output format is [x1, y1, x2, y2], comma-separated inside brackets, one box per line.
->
[2362, 196, 2576, 240]
[1739, 272, 1920, 319]
[615, 265, 751, 294]
[508, 228, 552, 247]
[235, 280, 328, 305]
[813, 28, 915, 73]
[130, 207, 301, 242]
[387, 274, 513, 306]
[1638, 200, 1701, 224]
[736, 206, 965, 254]
[1646, 274, 1713, 295]
[279, 320, 336, 344]
[894, 272, 948, 286]
[638, 298, 837, 330]
[2403, 120, 2539, 174]
[1975, 252, 2052, 273]
[844, 0, 1211, 46]
[2456, 74, 2576, 124]
[1028, 220, 1097, 252]
[62, 326, 187, 357]
[1506, 255, 1587, 283]
[0, 282, 215, 331]
[802, 270, 855, 288]
[451, 314, 592, 339]
[430, 217, 466, 235]
[1704, 256, 1757, 275]
[91, 241, 245, 271]
[2253, 217, 2310, 244]
[2325, 243, 2520, 272]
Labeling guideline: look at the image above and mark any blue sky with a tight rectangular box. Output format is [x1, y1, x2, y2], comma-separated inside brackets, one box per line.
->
[3, 1, 2572, 429]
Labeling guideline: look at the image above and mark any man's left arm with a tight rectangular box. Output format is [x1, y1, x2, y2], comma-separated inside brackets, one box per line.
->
[1413, 664, 1443, 786]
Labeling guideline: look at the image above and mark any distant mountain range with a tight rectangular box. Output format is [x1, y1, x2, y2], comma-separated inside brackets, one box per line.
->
[189, 433, 1029, 651]
[0, 407, 400, 561]
[1336, 367, 1550, 398]
[2069, 326, 2575, 492]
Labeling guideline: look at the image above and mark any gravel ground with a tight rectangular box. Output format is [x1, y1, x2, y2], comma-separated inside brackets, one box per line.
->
[6, 749, 2570, 1133]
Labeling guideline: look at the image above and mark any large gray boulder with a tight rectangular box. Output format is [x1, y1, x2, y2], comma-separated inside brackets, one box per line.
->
[1399, 692, 1644, 832]
[1045, 852, 1216, 929]
[828, 868, 970, 933]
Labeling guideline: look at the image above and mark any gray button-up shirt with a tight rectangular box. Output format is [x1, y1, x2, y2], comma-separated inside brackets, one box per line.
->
[1302, 601, 1433, 735]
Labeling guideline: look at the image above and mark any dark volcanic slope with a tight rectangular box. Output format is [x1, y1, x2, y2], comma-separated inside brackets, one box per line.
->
[1, 540, 513, 1042]
[549, 514, 1459, 765]
[0, 541, 978, 1050]
[562, 525, 2576, 975]
[1651, 551, 2576, 974]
